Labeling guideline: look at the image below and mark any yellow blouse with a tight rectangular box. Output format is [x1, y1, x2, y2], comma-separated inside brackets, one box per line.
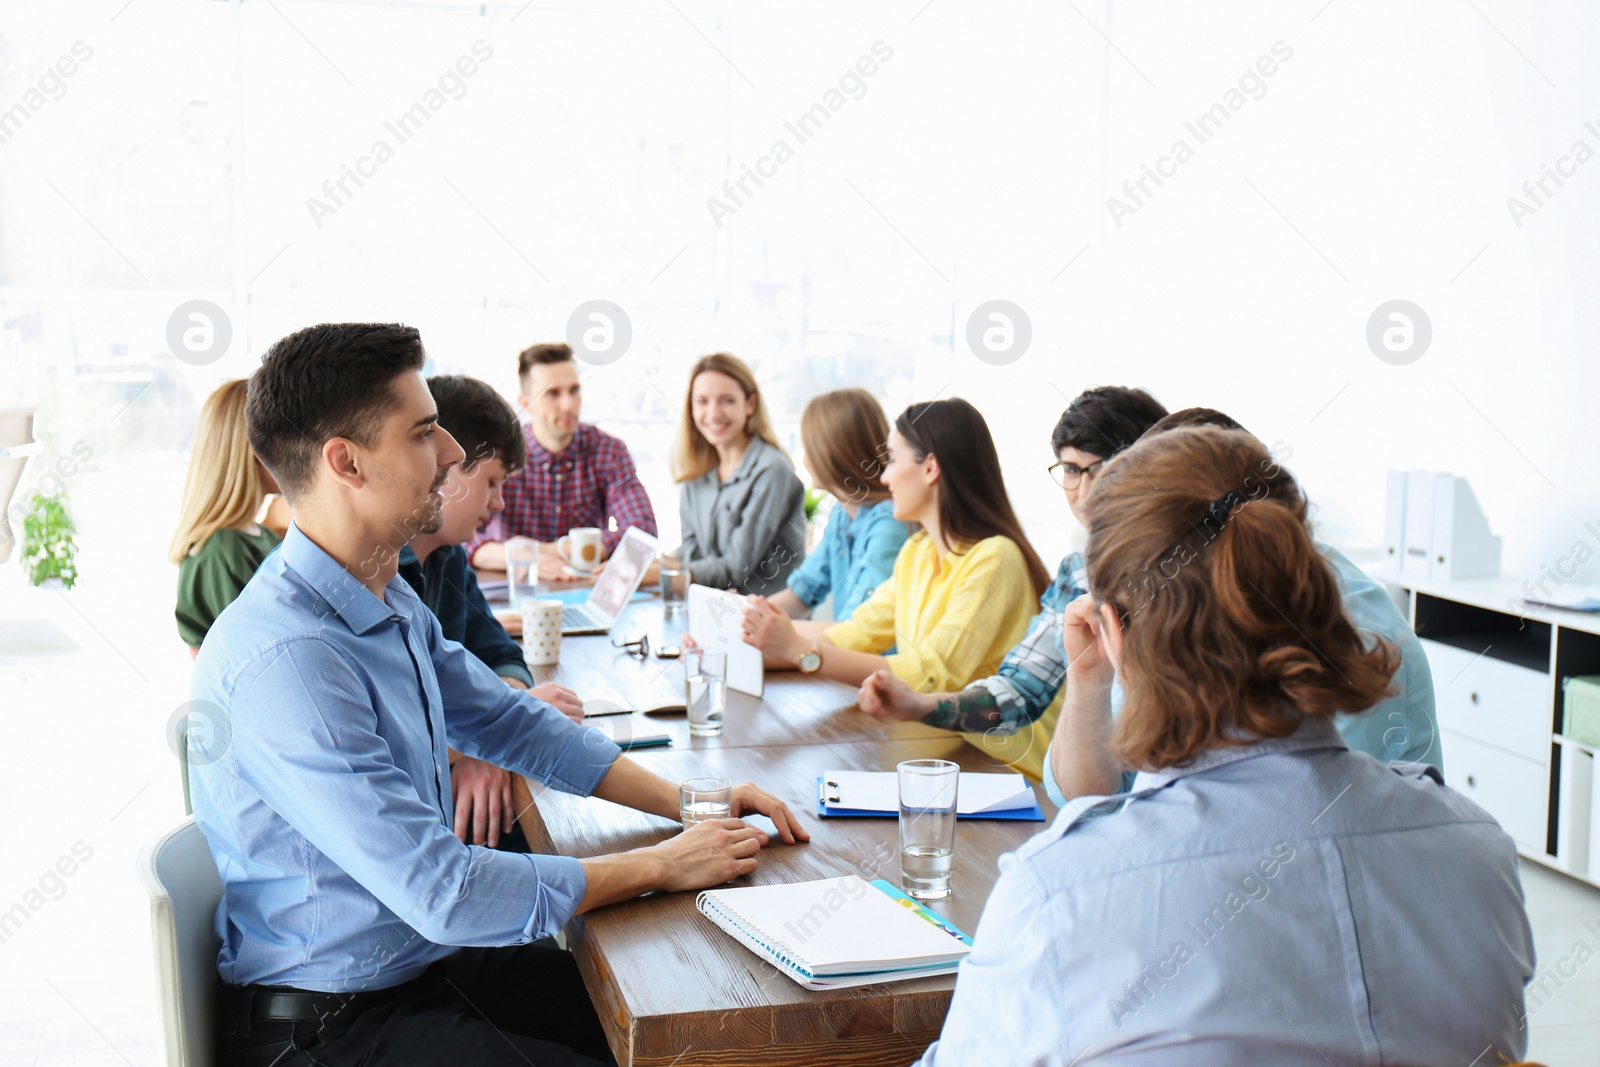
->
[827, 531, 1050, 778]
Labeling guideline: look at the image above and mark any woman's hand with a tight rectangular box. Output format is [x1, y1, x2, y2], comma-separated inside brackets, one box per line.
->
[740, 596, 804, 667]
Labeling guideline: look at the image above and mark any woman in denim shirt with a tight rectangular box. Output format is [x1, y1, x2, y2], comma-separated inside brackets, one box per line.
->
[766, 389, 908, 623]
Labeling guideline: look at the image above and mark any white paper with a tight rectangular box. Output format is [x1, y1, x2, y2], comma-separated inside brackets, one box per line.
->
[687, 584, 764, 696]
[821, 770, 1035, 814]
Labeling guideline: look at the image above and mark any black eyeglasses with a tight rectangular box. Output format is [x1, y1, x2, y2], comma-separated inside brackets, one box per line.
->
[612, 633, 650, 660]
[1047, 458, 1105, 489]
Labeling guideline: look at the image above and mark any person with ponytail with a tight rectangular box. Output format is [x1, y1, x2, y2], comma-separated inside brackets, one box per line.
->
[169, 380, 282, 652]
[740, 398, 1050, 767]
[918, 426, 1534, 1066]
[1045, 406, 1440, 807]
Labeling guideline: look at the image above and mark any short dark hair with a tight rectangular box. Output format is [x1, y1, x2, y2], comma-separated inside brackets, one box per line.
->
[517, 342, 573, 380]
[427, 375, 526, 474]
[1144, 406, 1249, 438]
[1050, 386, 1169, 460]
[246, 323, 426, 500]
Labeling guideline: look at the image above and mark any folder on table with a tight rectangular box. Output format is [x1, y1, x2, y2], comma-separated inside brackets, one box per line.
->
[815, 770, 1044, 821]
[582, 713, 671, 750]
[697, 874, 972, 990]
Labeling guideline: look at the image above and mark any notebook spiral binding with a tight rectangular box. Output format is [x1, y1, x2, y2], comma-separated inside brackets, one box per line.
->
[696, 892, 813, 978]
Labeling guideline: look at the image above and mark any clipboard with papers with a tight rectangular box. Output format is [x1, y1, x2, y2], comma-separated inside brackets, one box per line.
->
[815, 770, 1045, 821]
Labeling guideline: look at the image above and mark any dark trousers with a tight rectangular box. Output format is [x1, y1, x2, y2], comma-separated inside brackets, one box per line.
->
[215, 943, 616, 1066]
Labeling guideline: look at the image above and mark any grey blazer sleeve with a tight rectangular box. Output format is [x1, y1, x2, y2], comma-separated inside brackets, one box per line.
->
[692, 465, 807, 594]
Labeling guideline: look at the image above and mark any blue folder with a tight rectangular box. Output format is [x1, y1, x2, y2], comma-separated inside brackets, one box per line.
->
[813, 776, 1045, 821]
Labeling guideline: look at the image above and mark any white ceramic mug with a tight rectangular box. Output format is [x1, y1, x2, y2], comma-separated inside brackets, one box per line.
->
[557, 527, 603, 574]
[520, 598, 563, 666]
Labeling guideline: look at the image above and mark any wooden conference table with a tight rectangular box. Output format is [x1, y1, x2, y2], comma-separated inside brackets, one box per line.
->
[508, 593, 1056, 1067]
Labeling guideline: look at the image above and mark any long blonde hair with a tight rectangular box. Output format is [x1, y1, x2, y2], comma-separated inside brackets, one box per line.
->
[168, 380, 268, 563]
[671, 353, 785, 482]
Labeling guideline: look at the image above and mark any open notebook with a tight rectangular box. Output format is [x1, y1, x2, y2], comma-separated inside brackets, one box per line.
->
[697, 875, 972, 990]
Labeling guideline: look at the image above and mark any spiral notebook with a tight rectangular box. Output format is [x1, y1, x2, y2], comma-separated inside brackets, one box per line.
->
[696, 875, 972, 990]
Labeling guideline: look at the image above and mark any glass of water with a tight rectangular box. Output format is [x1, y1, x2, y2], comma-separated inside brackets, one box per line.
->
[683, 648, 727, 737]
[504, 538, 539, 607]
[659, 554, 690, 616]
[680, 777, 733, 826]
[898, 759, 959, 900]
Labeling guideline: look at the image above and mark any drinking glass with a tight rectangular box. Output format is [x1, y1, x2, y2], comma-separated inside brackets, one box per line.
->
[680, 777, 733, 826]
[898, 759, 959, 900]
[684, 648, 727, 736]
[504, 538, 539, 607]
[659, 555, 690, 616]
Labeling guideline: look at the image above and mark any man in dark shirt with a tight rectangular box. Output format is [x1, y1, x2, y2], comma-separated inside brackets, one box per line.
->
[400, 375, 582, 850]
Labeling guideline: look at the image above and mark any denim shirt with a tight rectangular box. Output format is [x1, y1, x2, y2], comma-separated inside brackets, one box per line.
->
[786, 497, 907, 622]
[919, 719, 1534, 1066]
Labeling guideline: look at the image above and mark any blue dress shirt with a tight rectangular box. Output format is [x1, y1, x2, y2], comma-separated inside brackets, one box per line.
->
[786, 497, 907, 622]
[189, 524, 622, 992]
[919, 719, 1534, 1066]
[1042, 544, 1441, 805]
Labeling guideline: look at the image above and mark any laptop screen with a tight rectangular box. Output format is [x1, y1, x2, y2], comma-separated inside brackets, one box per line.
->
[586, 528, 657, 621]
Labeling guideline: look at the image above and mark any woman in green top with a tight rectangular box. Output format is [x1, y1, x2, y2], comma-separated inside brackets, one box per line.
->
[169, 379, 283, 653]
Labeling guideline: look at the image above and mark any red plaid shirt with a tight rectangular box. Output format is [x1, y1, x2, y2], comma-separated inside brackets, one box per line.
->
[467, 422, 657, 557]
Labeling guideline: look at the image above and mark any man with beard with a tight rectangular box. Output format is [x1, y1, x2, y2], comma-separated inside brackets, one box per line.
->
[190, 323, 807, 1066]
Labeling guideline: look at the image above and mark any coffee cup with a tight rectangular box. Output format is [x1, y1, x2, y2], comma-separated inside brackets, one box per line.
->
[520, 598, 563, 666]
[557, 527, 603, 574]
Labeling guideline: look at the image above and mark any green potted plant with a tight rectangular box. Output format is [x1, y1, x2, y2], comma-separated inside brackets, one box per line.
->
[21, 491, 78, 589]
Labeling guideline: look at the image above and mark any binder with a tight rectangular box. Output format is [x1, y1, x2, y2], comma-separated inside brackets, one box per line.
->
[696, 875, 972, 990]
[1403, 469, 1434, 577]
[1382, 470, 1407, 573]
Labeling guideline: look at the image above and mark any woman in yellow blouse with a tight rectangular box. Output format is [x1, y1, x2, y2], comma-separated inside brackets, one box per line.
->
[741, 398, 1050, 762]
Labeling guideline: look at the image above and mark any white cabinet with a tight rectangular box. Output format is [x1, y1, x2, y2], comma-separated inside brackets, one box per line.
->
[1438, 729, 1547, 852]
[1421, 639, 1549, 763]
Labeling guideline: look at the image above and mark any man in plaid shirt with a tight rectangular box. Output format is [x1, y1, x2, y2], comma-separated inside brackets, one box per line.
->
[467, 343, 657, 575]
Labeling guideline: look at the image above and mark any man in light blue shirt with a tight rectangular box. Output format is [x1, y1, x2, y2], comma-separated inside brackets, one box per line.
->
[193, 323, 807, 1067]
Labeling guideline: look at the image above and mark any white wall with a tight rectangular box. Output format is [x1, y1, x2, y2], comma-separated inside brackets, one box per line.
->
[3, 0, 1596, 582]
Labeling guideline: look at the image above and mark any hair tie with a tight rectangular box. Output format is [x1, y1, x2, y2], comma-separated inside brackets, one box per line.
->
[1206, 490, 1248, 529]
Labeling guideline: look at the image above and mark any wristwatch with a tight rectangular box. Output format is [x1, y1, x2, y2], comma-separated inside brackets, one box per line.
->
[797, 641, 822, 674]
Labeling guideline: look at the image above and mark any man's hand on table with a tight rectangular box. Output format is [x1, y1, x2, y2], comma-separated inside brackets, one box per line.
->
[729, 781, 810, 844]
[532, 682, 584, 723]
[450, 755, 516, 848]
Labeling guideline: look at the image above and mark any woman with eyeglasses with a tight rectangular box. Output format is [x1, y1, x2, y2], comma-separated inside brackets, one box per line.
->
[856, 386, 1168, 781]
[916, 425, 1534, 1066]
[740, 398, 1050, 762]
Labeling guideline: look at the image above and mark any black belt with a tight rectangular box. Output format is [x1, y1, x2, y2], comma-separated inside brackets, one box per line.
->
[219, 982, 397, 1024]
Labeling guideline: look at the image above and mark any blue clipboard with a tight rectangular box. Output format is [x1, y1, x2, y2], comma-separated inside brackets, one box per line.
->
[814, 777, 1045, 821]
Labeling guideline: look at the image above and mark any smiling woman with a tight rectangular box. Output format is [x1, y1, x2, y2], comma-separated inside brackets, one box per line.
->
[671, 352, 806, 596]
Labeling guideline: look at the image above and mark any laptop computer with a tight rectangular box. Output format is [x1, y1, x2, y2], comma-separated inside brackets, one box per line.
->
[561, 526, 660, 635]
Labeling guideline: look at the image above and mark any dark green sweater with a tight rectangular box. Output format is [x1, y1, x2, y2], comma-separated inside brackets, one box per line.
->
[175, 525, 280, 647]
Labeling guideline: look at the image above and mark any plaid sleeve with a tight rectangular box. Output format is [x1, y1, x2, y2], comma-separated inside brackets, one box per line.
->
[596, 433, 657, 554]
[966, 552, 1086, 732]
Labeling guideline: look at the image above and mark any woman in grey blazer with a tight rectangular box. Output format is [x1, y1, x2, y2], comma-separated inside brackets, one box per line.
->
[672, 353, 805, 596]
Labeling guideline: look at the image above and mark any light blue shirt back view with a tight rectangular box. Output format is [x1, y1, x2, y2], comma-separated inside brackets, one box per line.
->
[189, 524, 622, 992]
[919, 719, 1534, 1066]
[786, 496, 907, 622]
